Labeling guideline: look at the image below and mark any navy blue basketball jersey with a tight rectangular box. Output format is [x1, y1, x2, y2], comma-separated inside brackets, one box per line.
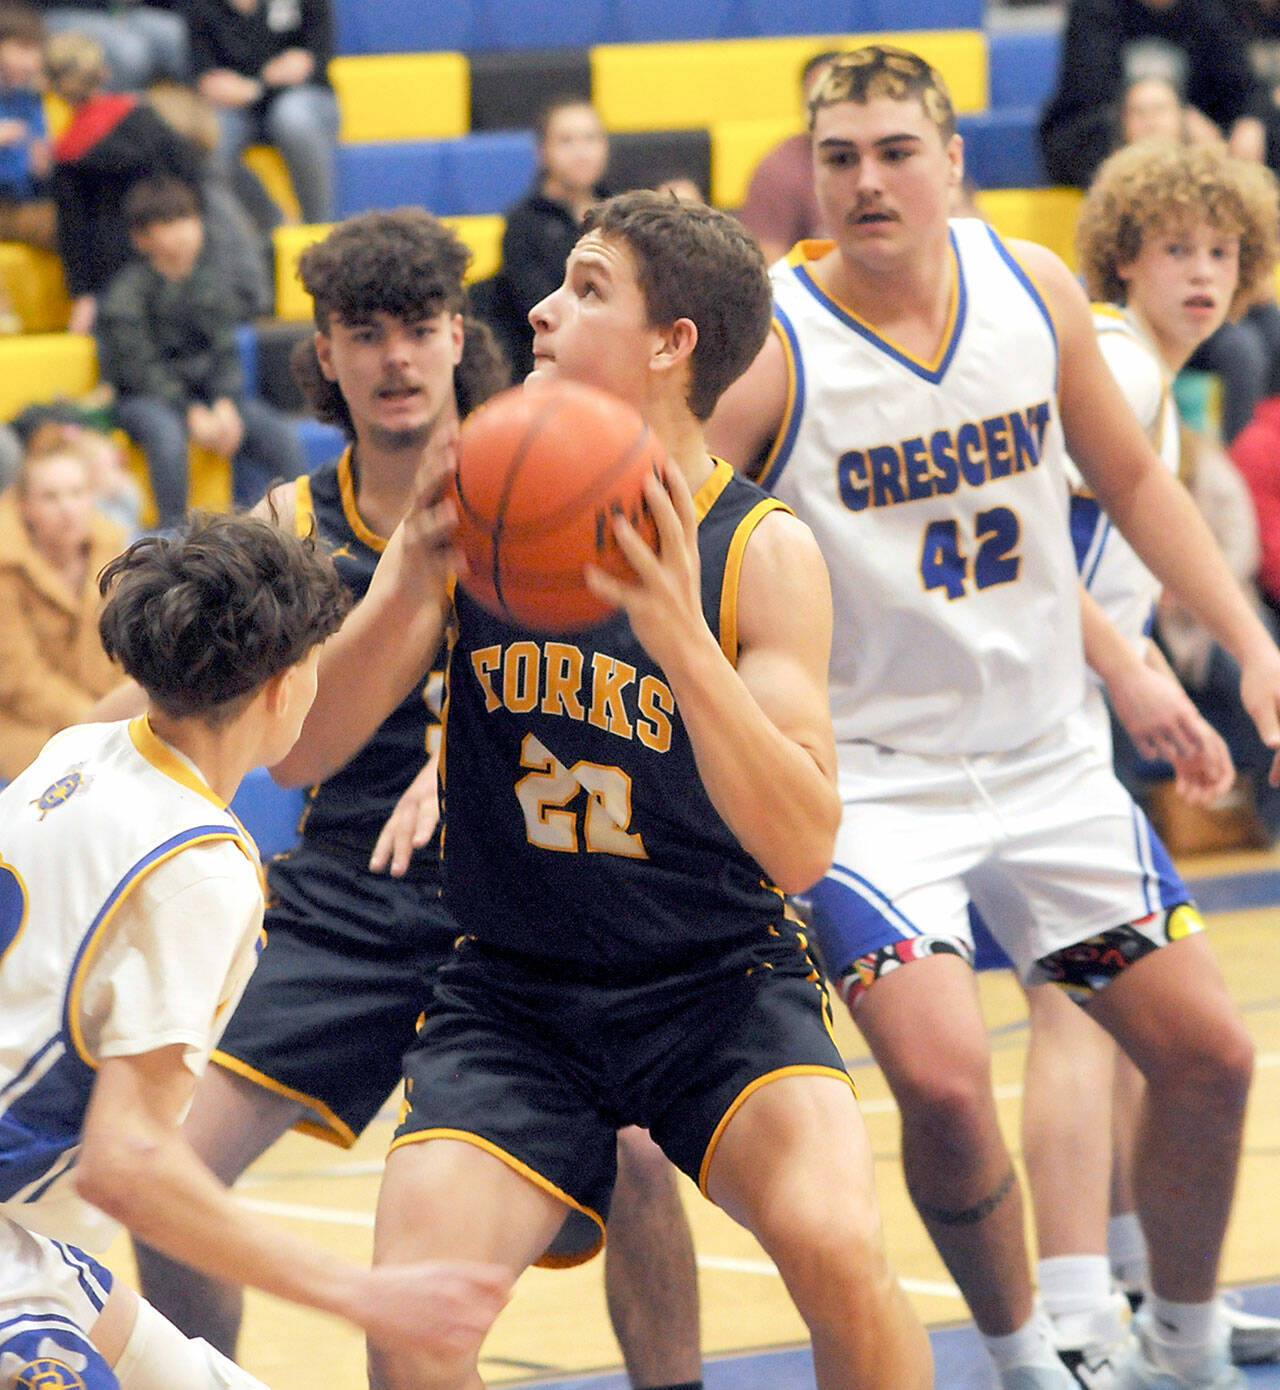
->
[293, 451, 444, 884]
[441, 459, 793, 974]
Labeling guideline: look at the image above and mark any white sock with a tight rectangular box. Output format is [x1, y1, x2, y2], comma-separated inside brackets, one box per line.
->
[1107, 1211, 1149, 1291]
[1143, 1295, 1222, 1375]
[981, 1306, 1059, 1371]
[1037, 1254, 1113, 1322]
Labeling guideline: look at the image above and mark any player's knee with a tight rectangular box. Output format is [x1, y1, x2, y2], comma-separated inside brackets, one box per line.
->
[767, 1200, 893, 1322]
[890, 1039, 994, 1140]
[1143, 1012, 1254, 1110]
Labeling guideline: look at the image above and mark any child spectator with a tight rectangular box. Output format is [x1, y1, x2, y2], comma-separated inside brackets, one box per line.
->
[96, 176, 303, 529]
[45, 30, 203, 333]
[0, 431, 126, 779]
[25, 416, 142, 535]
[185, 0, 338, 225]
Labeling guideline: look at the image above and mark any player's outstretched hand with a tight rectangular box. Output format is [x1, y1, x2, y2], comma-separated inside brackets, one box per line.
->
[348, 1258, 511, 1357]
[1169, 716, 1235, 808]
[369, 754, 440, 876]
[1106, 654, 1206, 765]
[585, 463, 708, 669]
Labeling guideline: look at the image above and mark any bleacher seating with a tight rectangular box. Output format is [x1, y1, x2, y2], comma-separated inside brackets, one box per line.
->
[0, 0, 1088, 507]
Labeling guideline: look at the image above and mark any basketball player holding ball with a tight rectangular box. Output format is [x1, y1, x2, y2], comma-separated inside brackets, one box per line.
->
[299, 189, 932, 1390]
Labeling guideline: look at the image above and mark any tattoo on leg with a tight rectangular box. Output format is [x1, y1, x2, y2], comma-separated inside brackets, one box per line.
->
[914, 1166, 1016, 1227]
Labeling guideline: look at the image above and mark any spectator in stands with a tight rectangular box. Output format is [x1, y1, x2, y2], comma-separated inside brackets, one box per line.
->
[0, 431, 124, 779]
[1038, 0, 1266, 191]
[24, 415, 142, 535]
[0, 3, 56, 325]
[96, 176, 303, 529]
[182, 0, 339, 225]
[1156, 423, 1280, 834]
[30, 0, 187, 90]
[485, 97, 610, 378]
[1120, 73, 1186, 145]
[147, 79, 274, 320]
[45, 31, 203, 334]
[737, 50, 837, 265]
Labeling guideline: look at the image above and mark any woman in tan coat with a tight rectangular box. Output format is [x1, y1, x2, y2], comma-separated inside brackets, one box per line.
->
[0, 436, 126, 779]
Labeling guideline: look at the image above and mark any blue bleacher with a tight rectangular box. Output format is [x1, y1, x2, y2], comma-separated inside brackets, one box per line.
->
[332, 0, 984, 54]
[336, 133, 536, 218]
[297, 418, 348, 472]
[986, 27, 1061, 111]
[957, 107, 1046, 190]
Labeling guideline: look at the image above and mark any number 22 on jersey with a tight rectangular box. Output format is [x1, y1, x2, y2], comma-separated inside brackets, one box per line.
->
[515, 732, 648, 858]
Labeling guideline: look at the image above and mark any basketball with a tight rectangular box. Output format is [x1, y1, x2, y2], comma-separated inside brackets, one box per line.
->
[450, 380, 665, 631]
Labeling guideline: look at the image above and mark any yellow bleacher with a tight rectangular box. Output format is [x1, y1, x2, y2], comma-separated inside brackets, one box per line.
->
[591, 29, 987, 132]
[273, 214, 505, 322]
[0, 244, 69, 334]
[329, 53, 470, 143]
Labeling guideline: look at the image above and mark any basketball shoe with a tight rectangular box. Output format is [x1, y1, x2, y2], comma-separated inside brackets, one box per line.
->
[1123, 1285, 1280, 1365]
[1053, 1294, 1133, 1388]
[1113, 1307, 1245, 1389]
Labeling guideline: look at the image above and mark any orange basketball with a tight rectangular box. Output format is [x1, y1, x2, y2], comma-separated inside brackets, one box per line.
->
[450, 380, 664, 631]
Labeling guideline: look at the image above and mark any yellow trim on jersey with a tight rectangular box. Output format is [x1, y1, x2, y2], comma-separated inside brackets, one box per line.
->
[129, 716, 227, 810]
[697, 1064, 855, 1197]
[67, 831, 249, 1066]
[787, 237, 961, 375]
[387, 1127, 606, 1267]
[757, 318, 797, 487]
[717, 497, 793, 666]
[691, 457, 733, 521]
[293, 472, 314, 538]
[210, 1051, 358, 1148]
[337, 448, 389, 553]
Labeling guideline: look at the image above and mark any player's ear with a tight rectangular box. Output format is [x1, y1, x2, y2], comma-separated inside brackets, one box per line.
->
[450, 312, 464, 367]
[314, 328, 338, 382]
[652, 317, 698, 373]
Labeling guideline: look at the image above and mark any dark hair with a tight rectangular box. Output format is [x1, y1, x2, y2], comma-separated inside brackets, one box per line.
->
[801, 50, 840, 89]
[98, 512, 350, 725]
[290, 314, 510, 439]
[581, 190, 771, 420]
[298, 208, 469, 331]
[0, 4, 43, 46]
[808, 45, 957, 140]
[124, 175, 201, 233]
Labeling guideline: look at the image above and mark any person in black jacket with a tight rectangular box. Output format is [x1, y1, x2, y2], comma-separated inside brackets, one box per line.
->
[481, 98, 610, 379]
[1038, 0, 1267, 190]
[183, 0, 338, 224]
[44, 30, 203, 334]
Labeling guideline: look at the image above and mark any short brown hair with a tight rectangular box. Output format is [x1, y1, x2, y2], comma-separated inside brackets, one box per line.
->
[807, 45, 957, 140]
[43, 30, 103, 104]
[581, 190, 771, 420]
[0, 4, 43, 47]
[98, 512, 350, 725]
[124, 175, 201, 233]
[1077, 139, 1280, 317]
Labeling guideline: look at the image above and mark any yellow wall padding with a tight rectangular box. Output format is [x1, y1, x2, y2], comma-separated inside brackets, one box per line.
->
[975, 186, 1083, 269]
[0, 332, 97, 419]
[591, 29, 987, 133]
[0, 244, 69, 334]
[330, 53, 469, 143]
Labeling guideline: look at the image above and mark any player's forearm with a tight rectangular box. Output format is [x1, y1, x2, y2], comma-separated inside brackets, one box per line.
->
[663, 635, 839, 893]
[77, 1123, 363, 1323]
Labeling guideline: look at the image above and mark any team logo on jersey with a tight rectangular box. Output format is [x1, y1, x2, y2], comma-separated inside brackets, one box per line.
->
[31, 767, 90, 819]
[1, 1336, 91, 1388]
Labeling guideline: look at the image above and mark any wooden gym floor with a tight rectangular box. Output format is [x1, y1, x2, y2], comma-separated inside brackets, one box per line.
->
[102, 845, 1280, 1387]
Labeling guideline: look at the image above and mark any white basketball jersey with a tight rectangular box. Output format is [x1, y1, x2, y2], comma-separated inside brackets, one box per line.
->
[0, 718, 263, 1249]
[1070, 305, 1179, 655]
[764, 220, 1083, 755]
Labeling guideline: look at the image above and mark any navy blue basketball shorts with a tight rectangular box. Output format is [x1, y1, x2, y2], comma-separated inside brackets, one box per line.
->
[212, 845, 459, 1146]
[393, 929, 853, 1266]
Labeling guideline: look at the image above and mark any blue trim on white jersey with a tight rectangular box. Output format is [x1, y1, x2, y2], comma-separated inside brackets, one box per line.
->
[790, 227, 969, 385]
[983, 223, 1059, 380]
[808, 865, 926, 976]
[59, 823, 241, 1037]
[764, 304, 805, 488]
[52, 1239, 113, 1309]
